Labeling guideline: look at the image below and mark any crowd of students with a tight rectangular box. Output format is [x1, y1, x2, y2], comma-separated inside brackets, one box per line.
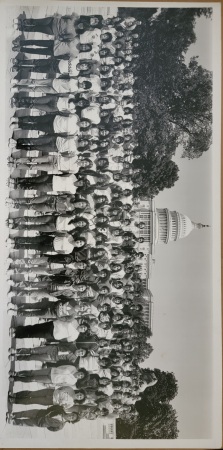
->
[6, 12, 157, 432]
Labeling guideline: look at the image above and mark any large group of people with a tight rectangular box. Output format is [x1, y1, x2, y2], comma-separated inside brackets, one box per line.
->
[6, 11, 157, 432]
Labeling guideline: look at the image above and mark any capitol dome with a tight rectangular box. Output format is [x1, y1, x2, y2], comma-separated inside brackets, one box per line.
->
[155, 208, 208, 244]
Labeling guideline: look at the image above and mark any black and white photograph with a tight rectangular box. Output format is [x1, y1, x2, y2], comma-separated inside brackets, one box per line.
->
[0, 1, 221, 448]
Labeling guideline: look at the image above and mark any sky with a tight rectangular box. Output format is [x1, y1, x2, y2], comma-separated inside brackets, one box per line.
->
[142, 14, 217, 439]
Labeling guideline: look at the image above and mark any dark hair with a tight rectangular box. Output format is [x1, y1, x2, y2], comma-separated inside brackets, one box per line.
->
[101, 32, 113, 43]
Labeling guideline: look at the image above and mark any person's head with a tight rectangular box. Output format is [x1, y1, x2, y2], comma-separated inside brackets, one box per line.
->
[76, 99, 90, 109]
[77, 62, 91, 72]
[97, 157, 109, 170]
[116, 31, 124, 39]
[98, 303, 111, 313]
[77, 321, 89, 333]
[101, 31, 113, 43]
[90, 16, 100, 26]
[123, 203, 132, 211]
[99, 129, 110, 137]
[75, 284, 87, 294]
[138, 237, 144, 243]
[74, 200, 88, 211]
[76, 369, 88, 380]
[114, 56, 124, 66]
[99, 312, 111, 323]
[73, 238, 86, 249]
[99, 377, 111, 386]
[78, 80, 92, 90]
[112, 280, 123, 290]
[112, 296, 123, 305]
[113, 136, 124, 145]
[99, 48, 112, 58]
[73, 389, 86, 403]
[110, 263, 122, 272]
[73, 216, 89, 230]
[79, 43, 92, 53]
[132, 33, 139, 39]
[79, 119, 91, 130]
[65, 412, 78, 423]
[100, 64, 112, 75]
[101, 78, 112, 90]
[101, 286, 110, 295]
[75, 348, 87, 357]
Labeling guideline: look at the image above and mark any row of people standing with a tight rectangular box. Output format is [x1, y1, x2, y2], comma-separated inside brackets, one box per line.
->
[6, 12, 154, 432]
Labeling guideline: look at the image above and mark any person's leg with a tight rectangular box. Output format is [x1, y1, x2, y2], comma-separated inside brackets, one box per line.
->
[18, 115, 54, 134]
[17, 135, 57, 151]
[20, 39, 54, 48]
[19, 17, 55, 35]
[13, 388, 54, 405]
[15, 321, 54, 339]
[19, 223, 56, 232]
[14, 368, 51, 383]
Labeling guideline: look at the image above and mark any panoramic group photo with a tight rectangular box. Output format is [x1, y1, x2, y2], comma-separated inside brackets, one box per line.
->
[0, 0, 221, 448]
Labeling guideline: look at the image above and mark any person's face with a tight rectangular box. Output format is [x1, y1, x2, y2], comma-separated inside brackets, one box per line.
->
[100, 130, 109, 136]
[100, 140, 109, 147]
[77, 100, 86, 108]
[116, 32, 124, 38]
[81, 121, 90, 129]
[75, 240, 85, 248]
[79, 139, 88, 147]
[78, 325, 88, 333]
[97, 250, 105, 257]
[66, 413, 78, 422]
[101, 66, 109, 73]
[75, 180, 84, 187]
[79, 63, 88, 71]
[101, 80, 107, 88]
[76, 371, 85, 379]
[97, 159, 106, 167]
[90, 17, 99, 25]
[76, 349, 86, 357]
[76, 221, 86, 228]
[82, 44, 90, 51]
[100, 313, 110, 323]
[126, 49, 132, 55]
[115, 57, 122, 64]
[75, 202, 86, 209]
[74, 392, 85, 401]
[100, 49, 108, 57]
[100, 379, 109, 385]
[114, 116, 122, 123]
[102, 32, 109, 40]
[77, 285, 87, 292]
[101, 287, 109, 294]
[100, 270, 107, 278]
[100, 111, 109, 117]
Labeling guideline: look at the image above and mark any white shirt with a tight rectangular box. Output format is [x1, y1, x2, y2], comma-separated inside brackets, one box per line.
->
[53, 319, 79, 342]
[79, 47, 100, 61]
[52, 174, 78, 193]
[79, 29, 101, 46]
[81, 105, 101, 124]
[57, 97, 76, 113]
[52, 78, 78, 94]
[51, 366, 78, 386]
[56, 216, 76, 232]
[57, 155, 79, 173]
[56, 136, 79, 154]
[54, 37, 80, 57]
[53, 114, 79, 135]
[58, 57, 79, 76]
[53, 234, 75, 254]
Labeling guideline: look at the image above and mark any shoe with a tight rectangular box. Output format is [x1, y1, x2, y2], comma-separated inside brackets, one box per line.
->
[11, 87, 19, 94]
[11, 79, 17, 86]
[12, 36, 21, 46]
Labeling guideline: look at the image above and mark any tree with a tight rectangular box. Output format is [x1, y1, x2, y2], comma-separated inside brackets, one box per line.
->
[132, 156, 179, 198]
[140, 368, 179, 404]
[116, 403, 179, 439]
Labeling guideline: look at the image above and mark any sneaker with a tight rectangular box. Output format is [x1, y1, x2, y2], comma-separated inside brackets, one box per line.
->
[12, 36, 21, 46]
[11, 79, 17, 86]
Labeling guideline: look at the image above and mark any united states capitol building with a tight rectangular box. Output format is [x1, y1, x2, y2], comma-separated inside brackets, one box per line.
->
[132, 197, 208, 332]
